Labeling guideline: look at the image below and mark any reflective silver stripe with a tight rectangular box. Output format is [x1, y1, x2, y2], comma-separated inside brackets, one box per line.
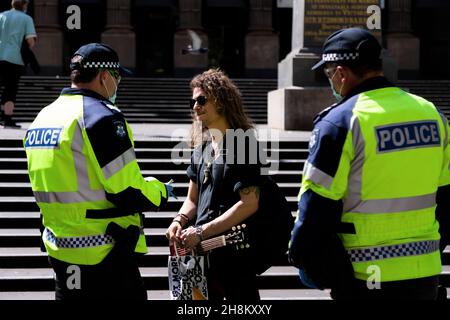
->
[438, 112, 449, 148]
[344, 116, 365, 212]
[344, 116, 437, 213]
[439, 113, 450, 172]
[348, 240, 440, 263]
[102, 147, 136, 179]
[303, 161, 334, 189]
[348, 193, 436, 214]
[44, 228, 114, 248]
[34, 190, 106, 203]
[34, 119, 107, 204]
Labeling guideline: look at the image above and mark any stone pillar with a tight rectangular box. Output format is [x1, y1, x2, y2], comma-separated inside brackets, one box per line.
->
[33, 0, 64, 74]
[101, 0, 135, 69]
[173, 0, 208, 77]
[385, 0, 419, 76]
[269, 0, 333, 130]
[277, 0, 321, 88]
[269, 0, 386, 130]
[245, 0, 279, 77]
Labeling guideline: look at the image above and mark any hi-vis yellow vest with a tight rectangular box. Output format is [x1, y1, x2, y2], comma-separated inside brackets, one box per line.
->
[24, 88, 167, 265]
[300, 80, 450, 282]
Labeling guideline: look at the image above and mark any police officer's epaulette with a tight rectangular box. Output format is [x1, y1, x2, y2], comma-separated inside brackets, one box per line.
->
[101, 100, 122, 113]
[313, 102, 339, 124]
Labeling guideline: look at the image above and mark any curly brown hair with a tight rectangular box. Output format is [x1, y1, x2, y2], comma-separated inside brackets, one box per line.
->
[189, 68, 254, 146]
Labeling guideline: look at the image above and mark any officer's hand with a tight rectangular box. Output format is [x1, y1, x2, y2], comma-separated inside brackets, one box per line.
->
[298, 269, 319, 289]
[165, 179, 178, 199]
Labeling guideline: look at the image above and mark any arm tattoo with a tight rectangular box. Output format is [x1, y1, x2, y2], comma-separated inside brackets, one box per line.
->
[240, 186, 260, 199]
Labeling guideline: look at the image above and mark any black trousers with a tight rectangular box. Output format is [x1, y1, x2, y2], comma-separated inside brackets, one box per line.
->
[205, 248, 260, 301]
[331, 275, 440, 300]
[49, 253, 147, 301]
[0, 61, 24, 104]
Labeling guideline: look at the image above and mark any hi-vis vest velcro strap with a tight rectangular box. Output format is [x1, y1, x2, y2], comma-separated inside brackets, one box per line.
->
[44, 228, 114, 248]
[348, 240, 440, 263]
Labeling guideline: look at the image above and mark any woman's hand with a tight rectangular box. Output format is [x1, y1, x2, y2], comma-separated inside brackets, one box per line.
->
[166, 220, 183, 244]
[180, 226, 201, 250]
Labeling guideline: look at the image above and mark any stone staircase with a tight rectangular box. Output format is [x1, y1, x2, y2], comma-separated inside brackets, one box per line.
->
[0, 137, 449, 300]
[2, 77, 450, 125]
[0, 137, 328, 300]
[4, 77, 277, 125]
[0, 76, 449, 300]
[398, 80, 450, 118]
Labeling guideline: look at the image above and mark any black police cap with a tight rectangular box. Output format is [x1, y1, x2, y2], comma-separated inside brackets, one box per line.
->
[70, 43, 132, 75]
[311, 28, 382, 70]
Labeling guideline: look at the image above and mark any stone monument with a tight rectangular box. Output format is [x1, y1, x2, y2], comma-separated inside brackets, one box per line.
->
[269, 0, 390, 131]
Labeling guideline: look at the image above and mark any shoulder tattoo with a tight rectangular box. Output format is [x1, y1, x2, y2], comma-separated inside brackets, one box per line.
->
[240, 186, 260, 199]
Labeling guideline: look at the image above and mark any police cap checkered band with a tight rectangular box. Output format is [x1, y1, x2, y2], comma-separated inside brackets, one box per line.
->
[322, 52, 360, 62]
[83, 61, 121, 69]
[70, 43, 132, 74]
[311, 28, 381, 70]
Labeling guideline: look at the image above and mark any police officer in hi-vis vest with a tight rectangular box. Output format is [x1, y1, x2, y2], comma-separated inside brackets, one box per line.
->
[24, 43, 174, 300]
[288, 28, 450, 300]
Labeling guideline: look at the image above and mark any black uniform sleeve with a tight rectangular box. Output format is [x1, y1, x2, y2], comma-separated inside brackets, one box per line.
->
[436, 185, 450, 252]
[289, 189, 354, 289]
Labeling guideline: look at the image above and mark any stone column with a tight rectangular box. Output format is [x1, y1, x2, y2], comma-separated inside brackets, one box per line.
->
[101, 0, 135, 69]
[277, 0, 321, 88]
[385, 0, 419, 76]
[268, 0, 396, 130]
[33, 0, 64, 74]
[245, 0, 279, 77]
[173, 0, 208, 77]
[268, 0, 333, 131]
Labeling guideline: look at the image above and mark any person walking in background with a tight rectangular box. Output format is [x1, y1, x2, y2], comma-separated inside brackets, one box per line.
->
[289, 28, 450, 300]
[24, 43, 174, 300]
[165, 68, 262, 300]
[0, 0, 37, 128]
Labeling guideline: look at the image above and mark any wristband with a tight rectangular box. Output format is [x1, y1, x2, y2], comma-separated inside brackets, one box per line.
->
[178, 213, 190, 223]
[172, 219, 182, 227]
[195, 225, 203, 241]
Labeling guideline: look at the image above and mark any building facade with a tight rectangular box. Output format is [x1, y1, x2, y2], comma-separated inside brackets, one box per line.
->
[1, 0, 449, 79]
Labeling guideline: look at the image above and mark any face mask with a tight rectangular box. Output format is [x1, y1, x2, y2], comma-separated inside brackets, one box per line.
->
[109, 92, 117, 105]
[328, 70, 344, 102]
[103, 72, 118, 104]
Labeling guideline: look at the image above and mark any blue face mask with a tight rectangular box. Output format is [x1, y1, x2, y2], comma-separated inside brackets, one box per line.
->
[328, 70, 344, 102]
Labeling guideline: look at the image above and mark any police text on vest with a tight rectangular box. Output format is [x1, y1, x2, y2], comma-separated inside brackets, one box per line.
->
[376, 121, 440, 153]
[25, 128, 62, 148]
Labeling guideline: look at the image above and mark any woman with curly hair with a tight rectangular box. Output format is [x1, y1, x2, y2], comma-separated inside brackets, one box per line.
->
[166, 68, 262, 300]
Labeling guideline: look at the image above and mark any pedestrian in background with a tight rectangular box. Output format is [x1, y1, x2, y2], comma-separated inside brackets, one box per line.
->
[0, 0, 37, 128]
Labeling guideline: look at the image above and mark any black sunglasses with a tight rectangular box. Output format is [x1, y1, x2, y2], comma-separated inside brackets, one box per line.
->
[190, 96, 207, 108]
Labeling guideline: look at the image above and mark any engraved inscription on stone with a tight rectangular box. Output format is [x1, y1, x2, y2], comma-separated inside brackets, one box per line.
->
[304, 0, 381, 47]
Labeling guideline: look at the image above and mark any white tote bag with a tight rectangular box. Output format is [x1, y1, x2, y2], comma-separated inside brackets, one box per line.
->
[168, 242, 208, 300]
